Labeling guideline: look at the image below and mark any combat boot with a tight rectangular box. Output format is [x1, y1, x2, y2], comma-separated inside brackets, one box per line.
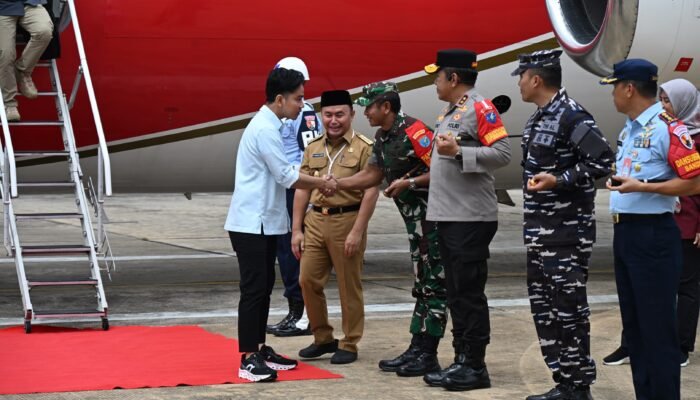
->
[423, 338, 468, 387]
[266, 298, 294, 334]
[396, 335, 441, 377]
[441, 342, 491, 391]
[378, 334, 422, 372]
[273, 298, 311, 337]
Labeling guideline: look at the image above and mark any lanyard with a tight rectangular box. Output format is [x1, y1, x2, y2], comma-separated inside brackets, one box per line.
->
[325, 130, 355, 174]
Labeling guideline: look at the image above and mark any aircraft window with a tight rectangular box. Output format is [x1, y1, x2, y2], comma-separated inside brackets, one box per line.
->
[560, 0, 608, 44]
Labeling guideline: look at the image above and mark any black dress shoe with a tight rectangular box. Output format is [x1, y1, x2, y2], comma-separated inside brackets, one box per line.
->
[378, 345, 421, 372]
[441, 365, 491, 391]
[298, 339, 339, 359]
[266, 313, 292, 334]
[330, 349, 357, 364]
[569, 388, 593, 400]
[396, 353, 441, 377]
[274, 324, 312, 337]
[526, 387, 565, 400]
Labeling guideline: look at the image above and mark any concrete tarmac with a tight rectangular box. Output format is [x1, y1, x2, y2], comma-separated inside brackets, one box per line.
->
[0, 190, 698, 399]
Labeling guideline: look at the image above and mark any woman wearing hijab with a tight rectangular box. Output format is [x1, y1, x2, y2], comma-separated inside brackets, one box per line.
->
[662, 79, 700, 367]
[603, 78, 700, 368]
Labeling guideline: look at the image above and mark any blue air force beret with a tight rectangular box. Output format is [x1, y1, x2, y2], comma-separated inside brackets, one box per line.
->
[425, 49, 478, 74]
[510, 49, 563, 76]
[599, 59, 659, 84]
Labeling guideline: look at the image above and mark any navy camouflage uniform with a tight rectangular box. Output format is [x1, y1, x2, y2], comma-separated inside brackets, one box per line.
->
[367, 109, 447, 338]
[515, 51, 614, 391]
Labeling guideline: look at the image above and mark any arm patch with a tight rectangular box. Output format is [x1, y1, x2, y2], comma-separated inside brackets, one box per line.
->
[404, 120, 434, 167]
[474, 100, 508, 146]
[571, 122, 608, 159]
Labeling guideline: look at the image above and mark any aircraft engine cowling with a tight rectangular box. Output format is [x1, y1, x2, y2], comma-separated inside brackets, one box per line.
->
[546, 0, 700, 83]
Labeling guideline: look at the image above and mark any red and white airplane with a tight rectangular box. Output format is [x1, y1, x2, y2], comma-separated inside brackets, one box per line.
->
[10, 0, 700, 192]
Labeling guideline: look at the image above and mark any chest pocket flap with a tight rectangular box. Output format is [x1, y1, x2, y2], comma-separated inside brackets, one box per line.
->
[338, 152, 360, 168]
[308, 155, 328, 170]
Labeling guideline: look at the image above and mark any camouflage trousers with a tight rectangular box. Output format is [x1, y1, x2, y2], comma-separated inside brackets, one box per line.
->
[526, 245, 596, 388]
[394, 192, 447, 338]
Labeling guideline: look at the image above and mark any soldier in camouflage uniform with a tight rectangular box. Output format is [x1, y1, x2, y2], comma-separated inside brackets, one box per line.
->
[337, 82, 447, 378]
[513, 50, 614, 400]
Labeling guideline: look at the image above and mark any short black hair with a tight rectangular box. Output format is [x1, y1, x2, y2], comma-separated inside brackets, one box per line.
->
[618, 80, 658, 99]
[442, 67, 478, 86]
[376, 92, 401, 114]
[528, 67, 562, 89]
[265, 68, 305, 103]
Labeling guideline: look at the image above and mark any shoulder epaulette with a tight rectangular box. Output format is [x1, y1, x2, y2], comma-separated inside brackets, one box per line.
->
[356, 133, 374, 145]
[456, 94, 469, 107]
[659, 112, 678, 125]
[308, 134, 325, 145]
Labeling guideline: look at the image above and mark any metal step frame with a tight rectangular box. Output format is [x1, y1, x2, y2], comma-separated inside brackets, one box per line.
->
[0, 0, 114, 333]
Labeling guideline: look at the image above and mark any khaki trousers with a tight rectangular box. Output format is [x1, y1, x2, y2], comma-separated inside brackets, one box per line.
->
[0, 5, 53, 107]
[300, 210, 366, 353]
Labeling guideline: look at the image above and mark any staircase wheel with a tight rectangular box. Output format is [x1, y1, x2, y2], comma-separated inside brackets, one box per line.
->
[102, 318, 109, 331]
[24, 321, 31, 334]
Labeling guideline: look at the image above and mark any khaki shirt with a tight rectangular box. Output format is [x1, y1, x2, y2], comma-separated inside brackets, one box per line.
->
[300, 128, 373, 207]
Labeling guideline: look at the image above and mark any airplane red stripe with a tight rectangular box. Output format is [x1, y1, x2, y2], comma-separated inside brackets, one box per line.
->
[10, 0, 550, 150]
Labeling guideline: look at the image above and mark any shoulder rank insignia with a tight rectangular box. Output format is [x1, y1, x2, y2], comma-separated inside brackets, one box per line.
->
[658, 112, 678, 125]
[356, 133, 374, 145]
[456, 94, 469, 107]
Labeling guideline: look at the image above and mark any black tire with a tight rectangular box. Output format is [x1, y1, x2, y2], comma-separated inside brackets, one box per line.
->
[24, 321, 31, 334]
[102, 318, 109, 331]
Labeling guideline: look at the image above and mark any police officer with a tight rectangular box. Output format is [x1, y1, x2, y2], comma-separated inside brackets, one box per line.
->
[421, 49, 511, 392]
[266, 57, 322, 337]
[292, 90, 379, 364]
[336, 81, 447, 377]
[601, 59, 700, 400]
[513, 50, 614, 400]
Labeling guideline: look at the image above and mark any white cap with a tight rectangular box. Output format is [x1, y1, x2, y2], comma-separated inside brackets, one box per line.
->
[275, 57, 310, 80]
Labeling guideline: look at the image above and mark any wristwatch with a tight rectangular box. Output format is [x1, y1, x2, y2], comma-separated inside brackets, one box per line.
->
[454, 149, 463, 161]
[408, 178, 417, 190]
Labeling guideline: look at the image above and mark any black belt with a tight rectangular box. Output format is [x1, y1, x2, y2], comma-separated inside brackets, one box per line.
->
[612, 212, 672, 224]
[312, 204, 361, 215]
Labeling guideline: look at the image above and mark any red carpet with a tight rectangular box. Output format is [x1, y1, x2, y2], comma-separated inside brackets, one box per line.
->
[0, 325, 342, 394]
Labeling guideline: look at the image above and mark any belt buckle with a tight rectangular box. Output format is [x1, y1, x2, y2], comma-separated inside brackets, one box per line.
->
[322, 207, 330, 215]
[612, 214, 620, 224]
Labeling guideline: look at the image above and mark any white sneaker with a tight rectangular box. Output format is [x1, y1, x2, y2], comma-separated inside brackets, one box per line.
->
[16, 69, 38, 99]
[5, 106, 20, 122]
[681, 352, 689, 367]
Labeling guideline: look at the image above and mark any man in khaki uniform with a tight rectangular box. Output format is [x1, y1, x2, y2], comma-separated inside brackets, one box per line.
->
[292, 90, 379, 364]
[0, 0, 53, 121]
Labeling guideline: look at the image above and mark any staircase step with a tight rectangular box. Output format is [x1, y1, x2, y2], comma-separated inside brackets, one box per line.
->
[19, 245, 91, 255]
[33, 309, 106, 319]
[17, 91, 59, 97]
[15, 212, 83, 220]
[8, 120, 63, 127]
[17, 181, 75, 188]
[28, 279, 98, 287]
[14, 150, 70, 157]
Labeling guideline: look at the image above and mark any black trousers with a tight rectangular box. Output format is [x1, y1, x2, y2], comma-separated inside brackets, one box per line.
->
[229, 230, 277, 353]
[437, 221, 497, 346]
[614, 215, 682, 400]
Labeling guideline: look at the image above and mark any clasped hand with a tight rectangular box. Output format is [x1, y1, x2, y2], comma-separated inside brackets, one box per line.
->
[320, 175, 337, 197]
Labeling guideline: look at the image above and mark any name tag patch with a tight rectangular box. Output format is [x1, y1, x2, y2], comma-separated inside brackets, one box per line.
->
[312, 153, 325, 158]
[533, 133, 555, 147]
[447, 122, 461, 130]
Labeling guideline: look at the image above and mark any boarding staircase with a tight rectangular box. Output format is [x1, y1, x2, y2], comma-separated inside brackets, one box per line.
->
[0, 0, 114, 333]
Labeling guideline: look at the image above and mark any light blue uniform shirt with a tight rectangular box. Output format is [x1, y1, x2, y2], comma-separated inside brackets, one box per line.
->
[610, 102, 677, 214]
[280, 102, 322, 166]
[224, 105, 300, 235]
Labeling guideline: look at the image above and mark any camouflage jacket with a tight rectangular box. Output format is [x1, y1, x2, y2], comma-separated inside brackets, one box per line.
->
[521, 88, 614, 247]
[369, 112, 432, 185]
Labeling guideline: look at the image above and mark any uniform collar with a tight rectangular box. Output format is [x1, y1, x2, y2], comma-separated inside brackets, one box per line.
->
[632, 101, 663, 127]
[325, 128, 355, 146]
[260, 105, 283, 131]
[450, 88, 475, 108]
[540, 87, 568, 114]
